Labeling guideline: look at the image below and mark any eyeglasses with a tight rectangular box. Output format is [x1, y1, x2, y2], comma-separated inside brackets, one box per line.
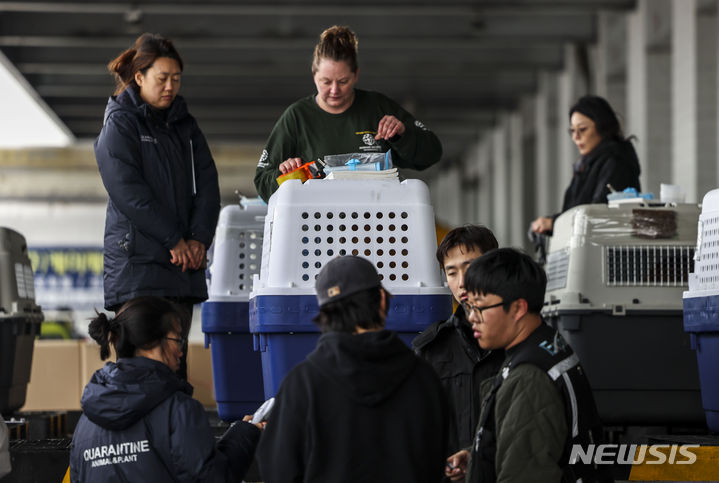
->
[567, 126, 589, 138]
[165, 336, 186, 347]
[461, 300, 506, 321]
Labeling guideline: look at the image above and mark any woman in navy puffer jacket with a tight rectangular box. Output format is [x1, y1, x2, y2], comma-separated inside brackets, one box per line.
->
[95, 33, 220, 314]
[70, 297, 260, 482]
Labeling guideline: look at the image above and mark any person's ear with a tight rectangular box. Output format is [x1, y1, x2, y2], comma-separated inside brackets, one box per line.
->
[513, 298, 529, 321]
[134, 70, 144, 87]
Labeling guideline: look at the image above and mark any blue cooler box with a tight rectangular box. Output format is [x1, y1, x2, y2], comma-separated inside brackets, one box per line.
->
[250, 293, 452, 398]
[202, 301, 265, 421]
[683, 294, 719, 432]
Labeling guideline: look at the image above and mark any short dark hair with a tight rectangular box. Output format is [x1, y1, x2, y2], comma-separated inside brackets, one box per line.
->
[569, 95, 624, 142]
[88, 296, 186, 360]
[464, 248, 546, 314]
[313, 287, 384, 333]
[436, 224, 498, 270]
[108, 33, 184, 95]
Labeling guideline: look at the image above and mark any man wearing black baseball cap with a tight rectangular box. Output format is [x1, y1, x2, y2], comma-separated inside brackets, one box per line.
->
[257, 256, 448, 482]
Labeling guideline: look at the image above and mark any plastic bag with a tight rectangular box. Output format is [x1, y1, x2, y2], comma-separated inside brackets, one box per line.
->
[322, 151, 393, 171]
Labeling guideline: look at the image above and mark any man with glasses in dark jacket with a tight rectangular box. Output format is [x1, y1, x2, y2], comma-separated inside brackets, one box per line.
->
[445, 249, 609, 483]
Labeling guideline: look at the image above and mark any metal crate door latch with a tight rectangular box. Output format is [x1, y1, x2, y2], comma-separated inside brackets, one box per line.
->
[611, 304, 626, 316]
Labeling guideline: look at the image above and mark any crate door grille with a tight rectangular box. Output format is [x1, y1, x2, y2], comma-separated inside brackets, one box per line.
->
[298, 210, 412, 285]
[606, 245, 694, 286]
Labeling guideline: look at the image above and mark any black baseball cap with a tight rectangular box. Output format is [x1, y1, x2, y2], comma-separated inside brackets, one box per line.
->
[315, 256, 385, 306]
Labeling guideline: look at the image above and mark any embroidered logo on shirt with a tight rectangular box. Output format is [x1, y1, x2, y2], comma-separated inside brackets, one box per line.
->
[414, 120, 429, 131]
[362, 134, 376, 146]
[257, 149, 269, 168]
[356, 131, 381, 153]
[140, 135, 158, 144]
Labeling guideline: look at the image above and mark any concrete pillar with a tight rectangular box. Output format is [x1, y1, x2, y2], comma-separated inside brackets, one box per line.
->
[477, 135, 493, 229]
[519, 96, 536, 252]
[461, 140, 482, 224]
[557, 44, 587, 208]
[508, 112, 524, 247]
[672, 0, 698, 202]
[596, 11, 629, 122]
[433, 168, 463, 227]
[627, 3, 649, 186]
[697, 1, 717, 198]
[491, 116, 510, 245]
[627, 0, 673, 196]
[534, 72, 559, 219]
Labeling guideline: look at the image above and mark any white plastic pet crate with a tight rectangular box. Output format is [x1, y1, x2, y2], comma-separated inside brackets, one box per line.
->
[206, 197, 266, 302]
[542, 201, 703, 425]
[683, 188, 719, 432]
[250, 178, 452, 397]
[201, 198, 267, 421]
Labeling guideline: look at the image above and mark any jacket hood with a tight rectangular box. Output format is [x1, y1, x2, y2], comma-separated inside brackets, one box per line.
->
[585, 138, 641, 178]
[103, 87, 189, 125]
[80, 357, 192, 430]
[307, 330, 417, 407]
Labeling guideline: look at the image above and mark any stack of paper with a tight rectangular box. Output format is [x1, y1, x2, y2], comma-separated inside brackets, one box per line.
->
[325, 168, 399, 180]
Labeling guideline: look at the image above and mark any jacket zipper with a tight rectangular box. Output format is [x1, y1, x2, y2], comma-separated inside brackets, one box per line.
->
[190, 139, 197, 197]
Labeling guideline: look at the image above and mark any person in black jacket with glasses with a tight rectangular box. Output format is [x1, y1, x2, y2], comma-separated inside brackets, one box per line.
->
[530, 95, 641, 236]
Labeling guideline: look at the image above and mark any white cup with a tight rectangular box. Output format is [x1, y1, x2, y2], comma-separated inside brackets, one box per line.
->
[660, 183, 685, 203]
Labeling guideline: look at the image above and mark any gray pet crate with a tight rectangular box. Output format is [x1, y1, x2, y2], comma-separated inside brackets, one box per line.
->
[542, 201, 703, 425]
[1, 227, 43, 414]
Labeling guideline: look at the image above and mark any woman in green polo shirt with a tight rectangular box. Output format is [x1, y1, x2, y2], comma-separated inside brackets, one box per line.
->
[253, 25, 443, 202]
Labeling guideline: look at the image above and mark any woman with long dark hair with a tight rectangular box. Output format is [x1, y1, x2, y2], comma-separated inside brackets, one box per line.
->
[70, 297, 259, 482]
[530, 95, 641, 235]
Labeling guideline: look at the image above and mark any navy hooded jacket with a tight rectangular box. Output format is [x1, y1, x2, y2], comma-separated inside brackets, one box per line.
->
[70, 357, 259, 482]
[95, 87, 220, 310]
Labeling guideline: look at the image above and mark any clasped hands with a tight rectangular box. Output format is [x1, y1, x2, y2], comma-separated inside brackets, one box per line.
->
[170, 238, 206, 272]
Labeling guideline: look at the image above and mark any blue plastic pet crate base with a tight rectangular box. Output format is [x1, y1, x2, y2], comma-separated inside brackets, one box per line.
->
[202, 301, 265, 421]
[250, 293, 452, 398]
[683, 295, 719, 433]
[546, 309, 703, 425]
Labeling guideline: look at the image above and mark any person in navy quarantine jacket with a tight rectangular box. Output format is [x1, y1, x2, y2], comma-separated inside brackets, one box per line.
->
[70, 296, 260, 482]
[95, 33, 220, 315]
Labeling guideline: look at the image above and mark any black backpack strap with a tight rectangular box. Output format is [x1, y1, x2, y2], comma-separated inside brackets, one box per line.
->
[546, 352, 581, 438]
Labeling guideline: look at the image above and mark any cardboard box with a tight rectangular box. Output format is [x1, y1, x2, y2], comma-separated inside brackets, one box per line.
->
[79, 340, 111, 389]
[22, 340, 82, 411]
[21, 340, 217, 411]
[187, 342, 216, 408]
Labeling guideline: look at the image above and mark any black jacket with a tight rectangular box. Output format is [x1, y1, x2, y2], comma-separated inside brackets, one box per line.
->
[95, 87, 221, 310]
[555, 138, 641, 221]
[257, 330, 449, 482]
[412, 306, 504, 454]
[70, 357, 259, 483]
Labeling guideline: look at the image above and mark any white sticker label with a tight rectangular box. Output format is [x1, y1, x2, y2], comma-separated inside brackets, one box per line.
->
[15, 263, 26, 298]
